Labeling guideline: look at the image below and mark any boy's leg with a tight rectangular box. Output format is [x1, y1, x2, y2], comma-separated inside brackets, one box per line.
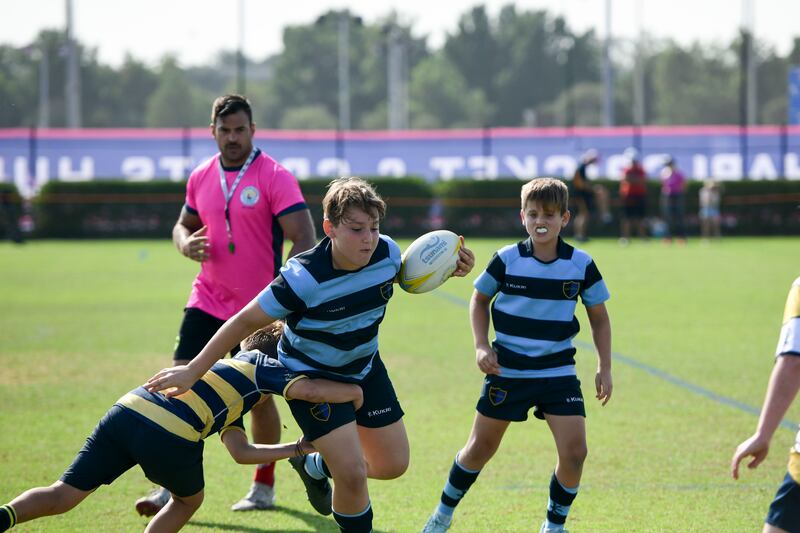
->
[357, 419, 409, 480]
[542, 414, 587, 531]
[1, 481, 90, 530]
[425, 413, 510, 530]
[311, 422, 373, 532]
[144, 490, 204, 533]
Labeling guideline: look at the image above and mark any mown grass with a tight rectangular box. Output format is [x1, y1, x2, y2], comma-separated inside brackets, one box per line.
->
[1, 237, 798, 532]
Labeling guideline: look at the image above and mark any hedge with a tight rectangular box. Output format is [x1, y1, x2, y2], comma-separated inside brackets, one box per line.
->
[16, 177, 800, 239]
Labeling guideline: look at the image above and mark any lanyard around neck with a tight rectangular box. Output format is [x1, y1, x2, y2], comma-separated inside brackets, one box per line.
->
[217, 148, 259, 254]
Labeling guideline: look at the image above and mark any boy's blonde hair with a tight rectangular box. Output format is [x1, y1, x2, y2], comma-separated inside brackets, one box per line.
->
[240, 321, 284, 357]
[323, 177, 386, 225]
[521, 177, 569, 214]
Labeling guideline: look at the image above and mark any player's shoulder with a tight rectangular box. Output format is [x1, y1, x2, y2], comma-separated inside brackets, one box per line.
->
[495, 240, 524, 263]
[379, 234, 401, 256]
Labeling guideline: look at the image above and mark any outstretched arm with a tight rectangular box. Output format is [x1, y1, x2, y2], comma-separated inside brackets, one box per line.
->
[145, 299, 276, 397]
[287, 378, 364, 410]
[731, 355, 800, 479]
[586, 303, 612, 405]
[222, 430, 314, 464]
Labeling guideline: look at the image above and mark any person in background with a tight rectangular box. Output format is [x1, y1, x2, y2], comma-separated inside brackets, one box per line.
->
[659, 156, 687, 244]
[134, 94, 317, 516]
[618, 148, 648, 245]
[570, 149, 611, 242]
[731, 277, 800, 533]
[699, 179, 723, 242]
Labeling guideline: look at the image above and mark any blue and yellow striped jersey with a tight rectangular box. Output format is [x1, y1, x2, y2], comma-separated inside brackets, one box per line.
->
[257, 235, 401, 382]
[777, 277, 800, 357]
[474, 237, 610, 379]
[116, 350, 304, 442]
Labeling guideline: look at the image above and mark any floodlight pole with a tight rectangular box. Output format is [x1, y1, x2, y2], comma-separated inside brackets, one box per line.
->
[65, 0, 81, 128]
[338, 13, 351, 131]
[38, 46, 50, 128]
[237, 0, 246, 95]
[602, 0, 614, 126]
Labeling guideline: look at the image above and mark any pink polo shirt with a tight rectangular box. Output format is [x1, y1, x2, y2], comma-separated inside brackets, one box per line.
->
[184, 149, 307, 320]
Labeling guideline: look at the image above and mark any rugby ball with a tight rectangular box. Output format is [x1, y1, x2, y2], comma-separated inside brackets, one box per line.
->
[399, 230, 461, 294]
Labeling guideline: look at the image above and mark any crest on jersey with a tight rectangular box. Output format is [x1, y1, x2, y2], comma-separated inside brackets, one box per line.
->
[240, 186, 260, 206]
[488, 386, 507, 406]
[562, 281, 580, 299]
[310, 403, 331, 422]
[380, 280, 394, 301]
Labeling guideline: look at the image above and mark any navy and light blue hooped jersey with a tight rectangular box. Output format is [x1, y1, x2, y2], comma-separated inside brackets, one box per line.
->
[257, 235, 401, 382]
[473, 237, 610, 379]
[117, 350, 303, 442]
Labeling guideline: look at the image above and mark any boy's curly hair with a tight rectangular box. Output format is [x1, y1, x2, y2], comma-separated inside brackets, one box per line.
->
[240, 321, 284, 357]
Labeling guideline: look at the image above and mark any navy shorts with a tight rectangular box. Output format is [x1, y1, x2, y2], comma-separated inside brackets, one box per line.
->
[476, 374, 585, 422]
[61, 405, 205, 498]
[174, 307, 239, 361]
[287, 354, 404, 441]
[766, 472, 800, 531]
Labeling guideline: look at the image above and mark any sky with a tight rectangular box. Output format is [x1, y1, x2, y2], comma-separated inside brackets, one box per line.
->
[2, 0, 797, 67]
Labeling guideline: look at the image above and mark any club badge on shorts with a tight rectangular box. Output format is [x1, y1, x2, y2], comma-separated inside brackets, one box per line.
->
[488, 386, 508, 406]
[310, 403, 331, 422]
[240, 186, 260, 207]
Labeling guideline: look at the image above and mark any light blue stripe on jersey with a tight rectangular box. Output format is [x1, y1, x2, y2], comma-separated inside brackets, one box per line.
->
[493, 295, 577, 322]
[495, 331, 575, 359]
[474, 270, 500, 296]
[297, 306, 387, 333]
[259, 290, 290, 319]
[282, 325, 378, 371]
[309, 257, 397, 306]
[582, 277, 610, 307]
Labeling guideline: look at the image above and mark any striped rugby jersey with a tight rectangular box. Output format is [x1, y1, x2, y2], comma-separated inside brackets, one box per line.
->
[116, 350, 303, 442]
[257, 235, 401, 382]
[473, 237, 610, 379]
[777, 278, 800, 454]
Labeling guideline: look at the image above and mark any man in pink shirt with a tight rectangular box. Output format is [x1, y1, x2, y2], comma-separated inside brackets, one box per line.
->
[135, 94, 317, 516]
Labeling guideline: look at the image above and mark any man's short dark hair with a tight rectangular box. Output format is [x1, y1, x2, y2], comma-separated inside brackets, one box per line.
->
[211, 94, 253, 126]
[240, 321, 284, 357]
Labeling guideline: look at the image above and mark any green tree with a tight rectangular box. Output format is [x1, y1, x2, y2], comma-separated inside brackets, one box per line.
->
[145, 57, 208, 127]
[408, 53, 489, 128]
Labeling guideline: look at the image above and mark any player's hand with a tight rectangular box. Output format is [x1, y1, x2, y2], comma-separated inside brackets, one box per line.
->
[297, 437, 316, 455]
[476, 345, 500, 375]
[182, 225, 210, 262]
[452, 236, 475, 277]
[731, 433, 770, 480]
[595, 367, 613, 405]
[144, 365, 200, 398]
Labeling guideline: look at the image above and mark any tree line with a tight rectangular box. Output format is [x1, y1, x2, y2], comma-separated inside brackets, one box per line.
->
[1, 5, 798, 129]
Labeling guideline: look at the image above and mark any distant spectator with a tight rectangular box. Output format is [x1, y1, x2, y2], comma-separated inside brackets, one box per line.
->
[699, 179, 723, 242]
[619, 148, 648, 245]
[660, 156, 687, 244]
[0, 189, 24, 244]
[570, 149, 612, 242]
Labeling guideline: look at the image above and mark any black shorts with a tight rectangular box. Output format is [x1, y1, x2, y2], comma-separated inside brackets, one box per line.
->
[61, 405, 205, 498]
[622, 198, 647, 219]
[571, 189, 594, 213]
[287, 354, 404, 441]
[174, 307, 239, 361]
[476, 375, 585, 422]
[766, 472, 800, 531]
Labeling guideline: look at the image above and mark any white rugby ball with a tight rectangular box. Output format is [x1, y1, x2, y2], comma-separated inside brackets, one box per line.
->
[399, 230, 461, 294]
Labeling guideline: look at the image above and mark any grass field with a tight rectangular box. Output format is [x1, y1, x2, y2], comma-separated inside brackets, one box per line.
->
[1, 237, 799, 532]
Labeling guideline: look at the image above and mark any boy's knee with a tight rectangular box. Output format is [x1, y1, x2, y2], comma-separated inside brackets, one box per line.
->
[333, 460, 368, 490]
[563, 442, 588, 466]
